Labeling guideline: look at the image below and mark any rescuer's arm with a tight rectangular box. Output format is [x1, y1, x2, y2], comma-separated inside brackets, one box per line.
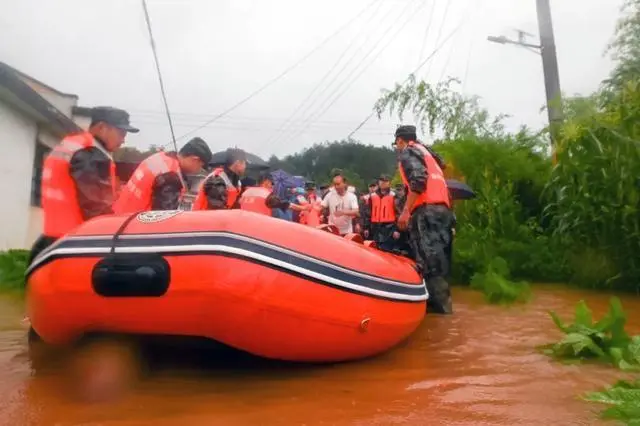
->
[69, 148, 114, 220]
[266, 193, 291, 210]
[203, 176, 229, 210]
[397, 149, 428, 230]
[151, 172, 184, 210]
[315, 194, 329, 212]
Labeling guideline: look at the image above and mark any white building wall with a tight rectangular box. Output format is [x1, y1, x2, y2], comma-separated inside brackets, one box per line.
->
[72, 115, 91, 130]
[0, 101, 37, 249]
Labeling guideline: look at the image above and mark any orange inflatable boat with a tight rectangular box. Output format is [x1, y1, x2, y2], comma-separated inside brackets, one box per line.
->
[25, 210, 427, 363]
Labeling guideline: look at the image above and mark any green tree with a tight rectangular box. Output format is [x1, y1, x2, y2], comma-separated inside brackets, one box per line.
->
[374, 74, 567, 286]
[269, 140, 396, 189]
[113, 145, 159, 162]
[374, 76, 507, 140]
[606, 0, 640, 90]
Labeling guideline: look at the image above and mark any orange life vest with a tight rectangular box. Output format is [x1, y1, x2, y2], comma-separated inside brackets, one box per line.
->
[398, 142, 450, 211]
[191, 168, 241, 210]
[299, 193, 321, 226]
[41, 132, 116, 238]
[112, 152, 186, 214]
[370, 191, 396, 223]
[239, 186, 272, 216]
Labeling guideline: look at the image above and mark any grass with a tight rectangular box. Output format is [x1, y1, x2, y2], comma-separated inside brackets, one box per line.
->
[0, 250, 28, 292]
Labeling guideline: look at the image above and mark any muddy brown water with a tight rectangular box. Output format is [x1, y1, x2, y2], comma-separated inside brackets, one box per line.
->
[0, 286, 638, 426]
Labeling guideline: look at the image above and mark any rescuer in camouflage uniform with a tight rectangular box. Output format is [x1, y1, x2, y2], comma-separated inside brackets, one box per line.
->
[394, 125, 455, 314]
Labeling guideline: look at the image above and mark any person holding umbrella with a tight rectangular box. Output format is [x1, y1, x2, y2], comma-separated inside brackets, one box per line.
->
[192, 148, 246, 210]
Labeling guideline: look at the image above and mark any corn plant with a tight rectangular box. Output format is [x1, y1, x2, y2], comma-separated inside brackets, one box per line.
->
[545, 83, 640, 291]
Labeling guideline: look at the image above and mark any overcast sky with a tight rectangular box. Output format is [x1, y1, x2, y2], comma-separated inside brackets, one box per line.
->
[0, 0, 624, 159]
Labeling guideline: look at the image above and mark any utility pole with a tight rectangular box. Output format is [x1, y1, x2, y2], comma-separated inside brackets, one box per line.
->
[488, 0, 563, 147]
[536, 0, 563, 144]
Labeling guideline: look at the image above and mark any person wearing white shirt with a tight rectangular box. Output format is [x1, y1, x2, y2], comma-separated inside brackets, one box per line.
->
[320, 174, 360, 235]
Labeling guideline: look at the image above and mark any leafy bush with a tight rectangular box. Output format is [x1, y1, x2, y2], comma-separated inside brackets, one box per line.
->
[583, 379, 640, 424]
[544, 297, 640, 370]
[0, 249, 28, 291]
[469, 257, 531, 304]
[435, 135, 570, 286]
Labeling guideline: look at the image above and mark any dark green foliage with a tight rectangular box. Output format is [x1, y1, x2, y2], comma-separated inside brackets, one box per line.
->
[469, 257, 531, 304]
[435, 134, 571, 287]
[113, 145, 160, 162]
[0, 250, 29, 291]
[374, 76, 571, 299]
[545, 83, 640, 292]
[268, 140, 396, 189]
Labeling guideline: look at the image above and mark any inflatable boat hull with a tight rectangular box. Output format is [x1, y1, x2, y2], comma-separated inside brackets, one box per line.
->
[26, 210, 427, 363]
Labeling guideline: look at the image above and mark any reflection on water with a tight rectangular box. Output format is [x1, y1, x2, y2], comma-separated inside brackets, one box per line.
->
[0, 286, 637, 425]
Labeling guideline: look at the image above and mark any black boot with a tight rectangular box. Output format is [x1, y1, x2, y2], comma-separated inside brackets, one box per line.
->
[426, 276, 453, 315]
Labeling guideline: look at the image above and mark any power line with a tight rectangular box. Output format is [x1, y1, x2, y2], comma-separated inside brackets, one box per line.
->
[347, 111, 376, 139]
[167, 0, 380, 147]
[141, 0, 177, 152]
[307, 0, 428, 130]
[346, 14, 468, 139]
[417, 0, 436, 67]
[411, 14, 466, 76]
[269, 0, 405, 147]
[263, 0, 386, 146]
[132, 116, 394, 130]
[462, 0, 485, 93]
[278, 0, 425, 146]
[423, 0, 452, 79]
[438, 0, 475, 82]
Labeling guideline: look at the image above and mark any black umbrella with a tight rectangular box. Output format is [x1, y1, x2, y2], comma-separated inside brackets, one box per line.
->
[446, 179, 476, 200]
[209, 150, 270, 170]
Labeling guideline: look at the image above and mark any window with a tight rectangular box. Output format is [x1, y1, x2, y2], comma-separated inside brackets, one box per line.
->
[30, 141, 51, 207]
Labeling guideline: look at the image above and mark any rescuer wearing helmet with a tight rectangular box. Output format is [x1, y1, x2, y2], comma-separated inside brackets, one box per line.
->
[192, 148, 246, 210]
[113, 137, 212, 213]
[29, 106, 139, 264]
[394, 125, 454, 314]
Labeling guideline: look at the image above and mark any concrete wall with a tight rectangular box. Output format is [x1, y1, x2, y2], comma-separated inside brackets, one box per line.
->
[0, 100, 38, 249]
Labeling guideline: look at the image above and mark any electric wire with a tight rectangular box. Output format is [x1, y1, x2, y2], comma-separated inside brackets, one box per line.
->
[346, 14, 468, 139]
[263, 0, 386, 146]
[164, 0, 381, 147]
[278, 0, 425, 146]
[141, 0, 178, 151]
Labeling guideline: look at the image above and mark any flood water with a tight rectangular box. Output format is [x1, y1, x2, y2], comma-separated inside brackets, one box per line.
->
[0, 285, 638, 426]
